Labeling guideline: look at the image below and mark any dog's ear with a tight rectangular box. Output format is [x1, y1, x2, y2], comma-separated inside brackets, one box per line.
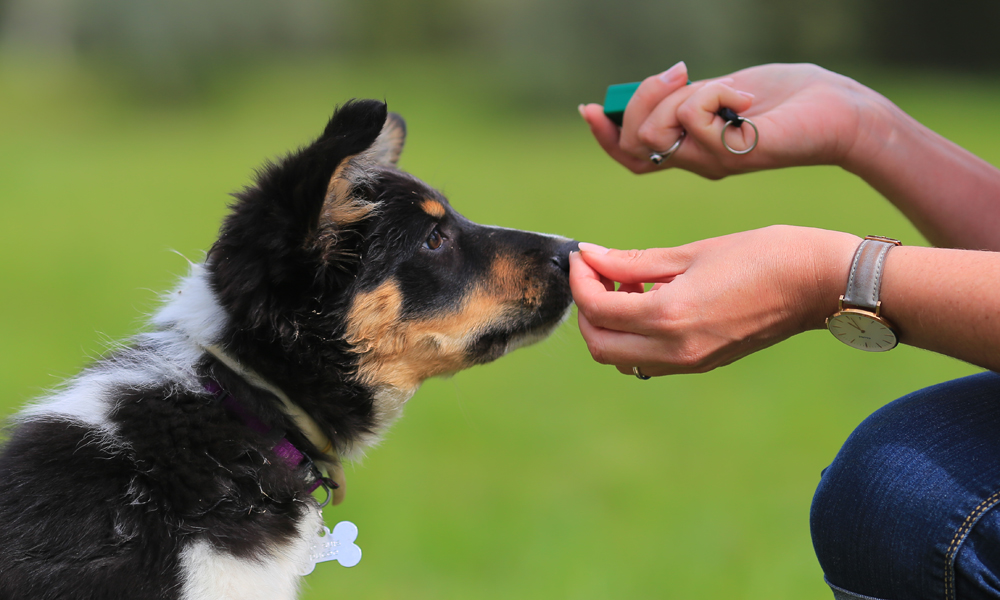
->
[368, 112, 406, 167]
[317, 111, 407, 259]
[209, 100, 389, 328]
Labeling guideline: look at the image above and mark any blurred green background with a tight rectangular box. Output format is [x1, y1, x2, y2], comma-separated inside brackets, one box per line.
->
[1, 1, 996, 599]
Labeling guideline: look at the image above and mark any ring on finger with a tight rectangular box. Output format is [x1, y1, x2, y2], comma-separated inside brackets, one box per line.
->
[633, 366, 651, 380]
[650, 130, 686, 165]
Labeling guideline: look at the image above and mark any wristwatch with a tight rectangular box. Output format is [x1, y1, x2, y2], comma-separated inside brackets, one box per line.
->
[826, 235, 901, 352]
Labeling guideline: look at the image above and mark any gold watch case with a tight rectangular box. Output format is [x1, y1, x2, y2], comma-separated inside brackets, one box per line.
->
[826, 297, 898, 352]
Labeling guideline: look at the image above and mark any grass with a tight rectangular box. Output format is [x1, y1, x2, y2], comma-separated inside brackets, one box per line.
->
[0, 56, 993, 599]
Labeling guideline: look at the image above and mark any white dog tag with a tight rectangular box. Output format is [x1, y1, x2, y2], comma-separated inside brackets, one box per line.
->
[299, 521, 362, 575]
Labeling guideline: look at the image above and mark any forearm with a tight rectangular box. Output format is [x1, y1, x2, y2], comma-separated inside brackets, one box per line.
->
[879, 246, 1000, 371]
[811, 239, 1000, 372]
[843, 94, 1000, 251]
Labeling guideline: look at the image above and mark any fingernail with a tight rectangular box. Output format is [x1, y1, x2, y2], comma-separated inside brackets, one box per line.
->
[578, 242, 610, 254]
[737, 90, 755, 99]
[658, 61, 687, 85]
[577, 104, 586, 119]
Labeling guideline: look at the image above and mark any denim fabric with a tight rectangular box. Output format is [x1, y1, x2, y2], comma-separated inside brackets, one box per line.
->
[811, 372, 1000, 600]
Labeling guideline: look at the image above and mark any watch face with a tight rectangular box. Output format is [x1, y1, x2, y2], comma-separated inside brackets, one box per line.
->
[827, 310, 898, 352]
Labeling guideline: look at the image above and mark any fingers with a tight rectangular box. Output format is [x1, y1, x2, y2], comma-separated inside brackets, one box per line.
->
[578, 245, 692, 284]
[577, 310, 655, 364]
[577, 312, 687, 378]
[674, 81, 756, 158]
[617, 78, 757, 174]
[571, 245, 695, 334]
[617, 64, 692, 166]
[579, 103, 651, 174]
[568, 246, 615, 292]
[619, 61, 689, 144]
[580, 62, 760, 175]
[571, 243, 706, 378]
[625, 79, 717, 157]
[579, 61, 689, 174]
[676, 81, 755, 134]
[570, 252, 657, 333]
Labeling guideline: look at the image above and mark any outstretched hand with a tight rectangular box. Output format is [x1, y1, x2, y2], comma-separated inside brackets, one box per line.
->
[579, 63, 883, 179]
[569, 226, 860, 377]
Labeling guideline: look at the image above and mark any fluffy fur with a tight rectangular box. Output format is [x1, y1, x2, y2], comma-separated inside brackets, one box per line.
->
[0, 100, 577, 600]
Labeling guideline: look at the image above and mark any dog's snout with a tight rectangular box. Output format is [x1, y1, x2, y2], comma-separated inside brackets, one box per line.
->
[551, 239, 580, 275]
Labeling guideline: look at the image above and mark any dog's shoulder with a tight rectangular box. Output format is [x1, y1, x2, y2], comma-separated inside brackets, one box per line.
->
[0, 288, 316, 599]
[0, 414, 183, 598]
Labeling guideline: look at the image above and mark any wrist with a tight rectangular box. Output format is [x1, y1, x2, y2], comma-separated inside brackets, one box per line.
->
[838, 86, 911, 176]
[803, 229, 863, 329]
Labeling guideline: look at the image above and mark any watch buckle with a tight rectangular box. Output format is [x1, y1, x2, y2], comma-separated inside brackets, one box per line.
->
[837, 295, 881, 317]
[864, 235, 902, 246]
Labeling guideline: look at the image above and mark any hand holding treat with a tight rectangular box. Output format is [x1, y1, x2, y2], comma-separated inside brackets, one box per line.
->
[569, 227, 861, 377]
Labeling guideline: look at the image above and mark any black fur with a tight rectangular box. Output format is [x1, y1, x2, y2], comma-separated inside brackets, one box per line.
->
[208, 100, 389, 452]
[0, 419, 183, 599]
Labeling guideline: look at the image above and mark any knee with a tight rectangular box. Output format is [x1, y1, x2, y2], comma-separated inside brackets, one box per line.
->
[810, 389, 952, 598]
[810, 373, 1000, 598]
[809, 405, 927, 596]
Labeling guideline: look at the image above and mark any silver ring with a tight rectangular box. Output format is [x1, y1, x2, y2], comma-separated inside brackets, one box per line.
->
[633, 366, 651, 380]
[649, 130, 686, 164]
[721, 117, 759, 155]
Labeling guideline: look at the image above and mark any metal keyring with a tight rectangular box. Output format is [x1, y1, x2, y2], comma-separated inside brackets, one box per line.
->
[650, 130, 686, 165]
[633, 366, 651, 380]
[720, 117, 759, 155]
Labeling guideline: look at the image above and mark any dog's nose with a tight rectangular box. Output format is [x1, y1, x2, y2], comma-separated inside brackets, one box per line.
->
[551, 239, 580, 275]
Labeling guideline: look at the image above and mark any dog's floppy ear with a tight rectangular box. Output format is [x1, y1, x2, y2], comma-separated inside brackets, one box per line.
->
[209, 100, 389, 328]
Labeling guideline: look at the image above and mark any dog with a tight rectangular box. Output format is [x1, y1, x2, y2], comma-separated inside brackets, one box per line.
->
[0, 100, 578, 600]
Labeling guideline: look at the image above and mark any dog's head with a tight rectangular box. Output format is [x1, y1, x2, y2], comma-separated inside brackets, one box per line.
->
[205, 100, 576, 455]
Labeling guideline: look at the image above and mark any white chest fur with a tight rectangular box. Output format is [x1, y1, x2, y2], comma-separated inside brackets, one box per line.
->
[178, 509, 323, 600]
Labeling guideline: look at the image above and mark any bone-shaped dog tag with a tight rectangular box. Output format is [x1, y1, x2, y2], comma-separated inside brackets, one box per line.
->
[299, 521, 362, 575]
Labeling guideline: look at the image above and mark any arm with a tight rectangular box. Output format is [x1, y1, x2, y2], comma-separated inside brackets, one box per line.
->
[879, 245, 1000, 366]
[580, 63, 1000, 251]
[570, 228, 1000, 376]
[842, 99, 1000, 251]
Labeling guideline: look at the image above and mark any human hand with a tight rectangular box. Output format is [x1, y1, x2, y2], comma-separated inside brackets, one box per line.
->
[579, 63, 889, 179]
[570, 226, 860, 377]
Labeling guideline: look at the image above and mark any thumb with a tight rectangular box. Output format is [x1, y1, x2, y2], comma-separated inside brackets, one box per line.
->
[578, 243, 693, 284]
[579, 103, 651, 174]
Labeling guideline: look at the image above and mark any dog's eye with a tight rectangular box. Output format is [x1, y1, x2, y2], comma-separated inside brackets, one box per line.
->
[425, 227, 443, 250]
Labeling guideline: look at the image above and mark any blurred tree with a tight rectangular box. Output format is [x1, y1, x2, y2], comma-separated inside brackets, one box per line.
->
[862, 0, 1000, 72]
[1, 0, 996, 103]
[0, 0, 342, 98]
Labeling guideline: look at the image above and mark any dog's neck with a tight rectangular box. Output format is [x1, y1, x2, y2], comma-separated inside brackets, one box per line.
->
[202, 343, 347, 504]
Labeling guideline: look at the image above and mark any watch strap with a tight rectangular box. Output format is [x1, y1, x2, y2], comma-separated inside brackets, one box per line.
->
[842, 237, 899, 311]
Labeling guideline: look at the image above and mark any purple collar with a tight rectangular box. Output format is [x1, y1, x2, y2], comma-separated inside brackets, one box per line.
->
[205, 380, 329, 497]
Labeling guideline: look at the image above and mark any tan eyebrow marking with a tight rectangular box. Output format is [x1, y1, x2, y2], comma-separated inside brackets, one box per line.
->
[420, 199, 446, 219]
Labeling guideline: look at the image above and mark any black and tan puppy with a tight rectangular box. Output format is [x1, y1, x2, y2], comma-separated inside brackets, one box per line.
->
[0, 100, 577, 600]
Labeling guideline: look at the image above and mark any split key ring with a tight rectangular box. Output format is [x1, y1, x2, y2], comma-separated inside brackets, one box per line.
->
[717, 107, 759, 155]
[649, 108, 759, 164]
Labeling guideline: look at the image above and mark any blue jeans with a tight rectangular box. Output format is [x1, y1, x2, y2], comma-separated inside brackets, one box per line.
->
[812, 372, 1000, 600]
